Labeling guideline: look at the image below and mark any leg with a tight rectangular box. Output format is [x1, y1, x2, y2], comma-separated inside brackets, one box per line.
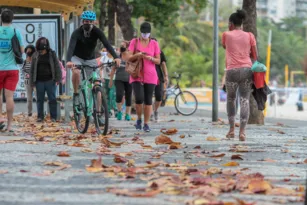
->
[36, 81, 45, 120]
[115, 80, 125, 120]
[124, 82, 133, 116]
[45, 80, 57, 120]
[132, 82, 144, 120]
[154, 82, 163, 112]
[104, 79, 112, 113]
[143, 84, 156, 128]
[3, 70, 19, 130]
[26, 84, 33, 116]
[72, 69, 81, 93]
[110, 83, 117, 112]
[225, 70, 239, 137]
[238, 69, 253, 141]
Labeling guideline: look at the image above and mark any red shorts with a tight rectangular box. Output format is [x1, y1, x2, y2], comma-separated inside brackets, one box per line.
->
[0, 70, 19, 91]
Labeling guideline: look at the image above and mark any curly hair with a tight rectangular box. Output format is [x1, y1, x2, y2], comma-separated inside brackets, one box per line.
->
[35, 37, 50, 51]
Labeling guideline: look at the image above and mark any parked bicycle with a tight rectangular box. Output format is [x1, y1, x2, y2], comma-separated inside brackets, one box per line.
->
[161, 72, 198, 116]
[73, 62, 115, 135]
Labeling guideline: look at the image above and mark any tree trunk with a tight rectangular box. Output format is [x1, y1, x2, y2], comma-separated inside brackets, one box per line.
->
[108, 0, 115, 45]
[242, 0, 264, 125]
[99, 0, 107, 31]
[115, 0, 134, 40]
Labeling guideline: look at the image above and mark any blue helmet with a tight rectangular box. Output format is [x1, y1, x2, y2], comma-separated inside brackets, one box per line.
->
[81, 11, 96, 21]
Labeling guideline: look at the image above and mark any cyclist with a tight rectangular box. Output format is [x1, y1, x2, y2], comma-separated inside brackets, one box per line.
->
[66, 10, 120, 106]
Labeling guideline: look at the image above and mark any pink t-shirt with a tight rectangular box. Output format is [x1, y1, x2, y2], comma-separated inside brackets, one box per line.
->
[128, 38, 161, 85]
[222, 30, 256, 70]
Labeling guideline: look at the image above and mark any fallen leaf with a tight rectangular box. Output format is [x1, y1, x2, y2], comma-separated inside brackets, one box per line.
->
[141, 144, 153, 149]
[281, 149, 289, 153]
[268, 187, 297, 196]
[235, 198, 256, 205]
[101, 138, 125, 148]
[168, 143, 182, 149]
[44, 161, 65, 166]
[57, 151, 70, 157]
[179, 135, 185, 139]
[259, 158, 276, 163]
[206, 136, 219, 141]
[248, 180, 272, 193]
[114, 155, 128, 163]
[145, 161, 160, 168]
[81, 148, 93, 153]
[304, 159, 307, 164]
[0, 170, 8, 174]
[127, 159, 135, 167]
[160, 128, 178, 135]
[155, 135, 180, 145]
[85, 158, 105, 173]
[277, 130, 285, 134]
[71, 142, 86, 147]
[223, 161, 239, 167]
[107, 188, 160, 197]
[194, 145, 201, 149]
[20, 170, 29, 173]
[231, 154, 244, 160]
[209, 153, 225, 158]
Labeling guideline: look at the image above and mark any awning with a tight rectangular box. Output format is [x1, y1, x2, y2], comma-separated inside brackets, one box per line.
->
[0, 0, 94, 20]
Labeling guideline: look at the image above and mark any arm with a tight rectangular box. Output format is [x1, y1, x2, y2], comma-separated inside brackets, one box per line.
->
[30, 56, 35, 86]
[66, 31, 78, 62]
[143, 41, 161, 64]
[222, 32, 226, 49]
[109, 67, 116, 88]
[52, 51, 62, 83]
[16, 30, 24, 53]
[250, 33, 258, 62]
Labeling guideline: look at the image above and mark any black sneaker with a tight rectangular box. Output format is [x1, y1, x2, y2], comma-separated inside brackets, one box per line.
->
[143, 124, 151, 132]
[37, 118, 43, 122]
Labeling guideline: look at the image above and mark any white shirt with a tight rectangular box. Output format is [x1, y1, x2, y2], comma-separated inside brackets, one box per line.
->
[100, 55, 114, 80]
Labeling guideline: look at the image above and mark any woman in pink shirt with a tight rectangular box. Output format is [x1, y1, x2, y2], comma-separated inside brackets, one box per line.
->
[127, 22, 161, 132]
[222, 10, 258, 141]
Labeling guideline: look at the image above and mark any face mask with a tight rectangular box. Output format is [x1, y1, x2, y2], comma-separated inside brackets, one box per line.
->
[83, 24, 93, 31]
[141, 33, 150, 39]
[26, 52, 33, 57]
[120, 47, 126, 53]
[101, 51, 107, 56]
[38, 43, 47, 51]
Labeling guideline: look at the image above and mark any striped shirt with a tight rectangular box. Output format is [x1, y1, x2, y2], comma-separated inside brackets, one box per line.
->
[22, 61, 31, 85]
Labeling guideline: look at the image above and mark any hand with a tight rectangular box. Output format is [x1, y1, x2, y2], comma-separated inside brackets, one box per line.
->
[66, 61, 74, 69]
[109, 80, 113, 88]
[143, 55, 152, 61]
[114, 58, 121, 67]
[164, 76, 169, 85]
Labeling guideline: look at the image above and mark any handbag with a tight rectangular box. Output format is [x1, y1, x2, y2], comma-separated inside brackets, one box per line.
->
[125, 38, 143, 78]
[11, 29, 23, 64]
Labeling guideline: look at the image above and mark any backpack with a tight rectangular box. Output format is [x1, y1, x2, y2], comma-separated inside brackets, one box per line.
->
[11, 29, 23, 64]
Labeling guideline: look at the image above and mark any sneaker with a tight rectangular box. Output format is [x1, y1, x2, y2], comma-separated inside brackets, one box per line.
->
[37, 118, 43, 122]
[134, 119, 142, 130]
[150, 114, 154, 122]
[125, 114, 131, 121]
[154, 111, 159, 122]
[143, 124, 151, 132]
[117, 111, 122, 120]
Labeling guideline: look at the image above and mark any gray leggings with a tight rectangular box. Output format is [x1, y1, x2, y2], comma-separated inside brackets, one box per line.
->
[226, 68, 253, 131]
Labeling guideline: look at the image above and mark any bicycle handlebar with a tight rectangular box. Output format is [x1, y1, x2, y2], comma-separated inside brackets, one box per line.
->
[75, 62, 115, 70]
[171, 72, 182, 79]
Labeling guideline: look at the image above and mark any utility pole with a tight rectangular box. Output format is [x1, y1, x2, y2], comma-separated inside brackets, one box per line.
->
[212, 0, 219, 122]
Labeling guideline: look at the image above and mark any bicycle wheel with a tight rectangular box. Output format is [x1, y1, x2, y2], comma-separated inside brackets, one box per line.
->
[74, 89, 90, 134]
[174, 91, 198, 116]
[92, 86, 109, 135]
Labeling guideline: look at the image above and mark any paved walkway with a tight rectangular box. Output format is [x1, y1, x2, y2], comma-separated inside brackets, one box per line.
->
[0, 107, 306, 205]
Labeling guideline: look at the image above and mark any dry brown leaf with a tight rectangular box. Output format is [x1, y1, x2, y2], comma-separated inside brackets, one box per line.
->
[101, 138, 125, 148]
[107, 188, 160, 197]
[235, 198, 256, 205]
[168, 143, 182, 149]
[81, 148, 93, 153]
[70, 142, 86, 147]
[85, 158, 104, 173]
[231, 154, 244, 160]
[127, 159, 135, 167]
[179, 135, 185, 139]
[114, 155, 128, 163]
[248, 180, 272, 193]
[259, 158, 276, 163]
[277, 130, 285, 134]
[155, 135, 180, 145]
[145, 161, 160, 168]
[304, 159, 307, 164]
[160, 128, 178, 135]
[141, 144, 153, 149]
[57, 151, 70, 157]
[223, 161, 239, 167]
[209, 153, 225, 158]
[0, 170, 8, 174]
[281, 149, 289, 153]
[206, 136, 219, 141]
[44, 161, 65, 166]
[268, 187, 297, 196]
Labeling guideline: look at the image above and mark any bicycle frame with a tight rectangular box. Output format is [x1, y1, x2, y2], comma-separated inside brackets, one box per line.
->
[79, 68, 102, 117]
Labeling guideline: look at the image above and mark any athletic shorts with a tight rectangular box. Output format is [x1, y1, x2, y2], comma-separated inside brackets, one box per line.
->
[71, 56, 98, 79]
[0, 70, 19, 91]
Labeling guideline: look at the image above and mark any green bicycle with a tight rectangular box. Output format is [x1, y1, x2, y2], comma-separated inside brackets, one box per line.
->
[73, 62, 114, 135]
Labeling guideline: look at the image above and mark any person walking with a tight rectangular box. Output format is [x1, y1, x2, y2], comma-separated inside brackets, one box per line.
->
[100, 48, 117, 116]
[127, 22, 161, 132]
[151, 39, 168, 122]
[22, 45, 36, 117]
[30, 37, 62, 122]
[0, 9, 24, 132]
[109, 41, 132, 121]
[222, 9, 258, 141]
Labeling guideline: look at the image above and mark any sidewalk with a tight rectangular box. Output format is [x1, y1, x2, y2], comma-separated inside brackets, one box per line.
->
[0, 109, 306, 205]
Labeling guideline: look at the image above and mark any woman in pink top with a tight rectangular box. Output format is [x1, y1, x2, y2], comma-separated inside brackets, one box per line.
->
[127, 22, 161, 132]
[222, 10, 258, 141]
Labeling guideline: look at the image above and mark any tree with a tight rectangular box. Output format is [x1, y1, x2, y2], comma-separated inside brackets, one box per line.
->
[242, 0, 264, 125]
[108, 0, 116, 45]
[0, 6, 32, 14]
[115, 0, 134, 40]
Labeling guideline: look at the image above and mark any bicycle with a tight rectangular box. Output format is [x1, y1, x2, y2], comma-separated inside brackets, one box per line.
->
[161, 72, 198, 116]
[73, 62, 115, 135]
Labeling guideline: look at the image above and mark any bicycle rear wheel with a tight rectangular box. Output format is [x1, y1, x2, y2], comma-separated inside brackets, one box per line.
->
[92, 86, 109, 135]
[174, 91, 198, 116]
[73, 89, 90, 133]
